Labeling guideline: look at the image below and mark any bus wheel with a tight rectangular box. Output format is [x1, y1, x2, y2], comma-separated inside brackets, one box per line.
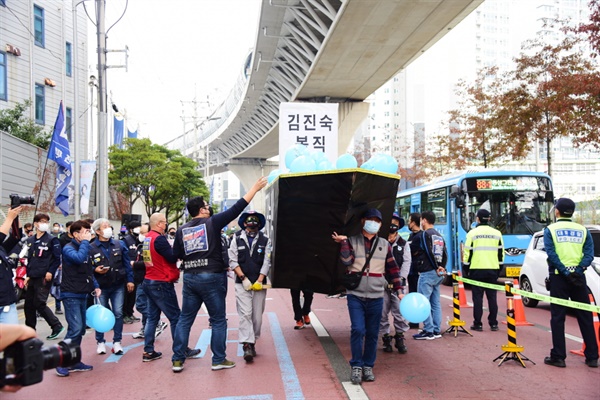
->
[520, 276, 538, 308]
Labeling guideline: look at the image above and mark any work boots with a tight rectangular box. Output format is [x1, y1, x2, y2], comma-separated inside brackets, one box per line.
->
[382, 334, 393, 353]
[394, 333, 407, 354]
[242, 343, 254, 362]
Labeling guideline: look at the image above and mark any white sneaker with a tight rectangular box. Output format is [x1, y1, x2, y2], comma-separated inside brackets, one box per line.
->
[97, 342, 106, 355]
[132, 328, 144, 339]
[155, 321, 168, 338]
[112, 342, 123, 355]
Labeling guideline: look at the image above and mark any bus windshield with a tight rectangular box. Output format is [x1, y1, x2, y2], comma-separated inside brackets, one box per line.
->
[461, 176, 554, 235]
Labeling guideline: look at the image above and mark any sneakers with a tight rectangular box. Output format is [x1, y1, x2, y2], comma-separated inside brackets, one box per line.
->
[250, 343, 256, 357]
[123, 316, 133, 324]
[413, 331, 435, 340]
[131, 315, 141, 322]
[294, 320, 305, 330]
[56, 367, 70, 377]
[303, 315, 311, 325]
[46, 326, 65, 340]
[382, 334, 393, 353]
[172, 360, 184, 373]
[432, 331, 442, 339]
[490, 325, 499, 332]
[470, 324, 483, 332]
[55, 308, 63, 315]
[212, 359, 236, 370]
[362, 366, 375, 382]
[132, 328, 145, 339]
[155, 321, 168, 338]
[185, 347, 202, 359]
[112, 342, 123, 355]
[394, 333, 408, 353]
[585, 358, 598, 368]
[143, 351, 163, 362]
[97, 342, 106, 355]
[350, 366, 362, 385]
[544, 356, 566, 368]
[243, 343, 254, 362]
[69, 362, 93, 372]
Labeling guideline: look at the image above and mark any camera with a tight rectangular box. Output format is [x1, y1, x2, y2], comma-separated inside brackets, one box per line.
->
[10, 194, 35, 208]
[0, 338, 80, 388]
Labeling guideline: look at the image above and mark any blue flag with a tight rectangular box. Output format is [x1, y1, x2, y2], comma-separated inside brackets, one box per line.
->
[114, 114, 124, 147]
[48, 102, 72, 216]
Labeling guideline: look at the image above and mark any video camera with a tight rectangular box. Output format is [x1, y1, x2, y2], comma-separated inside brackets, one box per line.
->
[0, 338, 80, 388]
[9, 194, 35, 209]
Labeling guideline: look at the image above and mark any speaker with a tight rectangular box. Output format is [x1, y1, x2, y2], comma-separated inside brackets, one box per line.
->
[121, 214, 142, 228]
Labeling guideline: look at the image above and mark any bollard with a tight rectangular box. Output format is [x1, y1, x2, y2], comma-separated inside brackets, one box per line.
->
[493, 282, 535, 367]
[443, 274, 473, 337]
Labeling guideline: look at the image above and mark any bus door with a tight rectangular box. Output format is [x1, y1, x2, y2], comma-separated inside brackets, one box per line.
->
[411, 193, 420, 213]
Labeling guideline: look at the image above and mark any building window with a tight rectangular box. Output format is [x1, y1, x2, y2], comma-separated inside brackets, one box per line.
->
[34, 5, 45, 48]
[66, 107, 72, 142]
[35, 83, 44, 124]
[0, 51, 6, 101]
[65, 42, 72, 76]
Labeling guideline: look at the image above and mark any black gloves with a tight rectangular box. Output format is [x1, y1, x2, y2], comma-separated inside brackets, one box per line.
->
[566, 272, 585, 288]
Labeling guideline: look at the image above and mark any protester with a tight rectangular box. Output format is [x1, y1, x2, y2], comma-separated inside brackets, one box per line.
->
[122, 220, 142, 324]
[291, 289, 313, 330]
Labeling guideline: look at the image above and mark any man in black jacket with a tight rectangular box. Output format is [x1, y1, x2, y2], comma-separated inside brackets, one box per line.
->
[23, 213, 64, 339]
[122, 220, 142, 324]
[0, 207, 23, 324]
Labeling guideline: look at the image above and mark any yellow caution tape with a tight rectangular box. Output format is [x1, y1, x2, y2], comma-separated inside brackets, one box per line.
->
[455, 274, 600, 313]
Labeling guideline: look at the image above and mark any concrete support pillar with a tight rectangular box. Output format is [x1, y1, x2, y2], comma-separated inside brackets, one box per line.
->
[337, 101, 370, 154]
[227, 158, 278, 214]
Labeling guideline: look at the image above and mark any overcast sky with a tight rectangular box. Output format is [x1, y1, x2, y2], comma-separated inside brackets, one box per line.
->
[87, 0, 262, 145]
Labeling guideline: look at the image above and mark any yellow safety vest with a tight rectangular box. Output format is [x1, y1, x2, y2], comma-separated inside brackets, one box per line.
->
[547, 219, 586, 272]
[463, 224, 504, 270]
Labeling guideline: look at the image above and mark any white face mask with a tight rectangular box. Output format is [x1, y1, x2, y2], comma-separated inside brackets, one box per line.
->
[38, 223, 49, 232]
[138, 234, 146, 242]
[101, 227, 113, 239]
[363, 220, 381, 234]
[133, 227, 141, 234]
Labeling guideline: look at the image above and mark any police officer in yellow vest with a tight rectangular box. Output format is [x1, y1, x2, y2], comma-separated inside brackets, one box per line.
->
[543, 198, 598, 368]
[463, 209, 504, 332]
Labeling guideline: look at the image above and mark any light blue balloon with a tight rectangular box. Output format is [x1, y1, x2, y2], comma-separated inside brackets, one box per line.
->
[371, 153, 398, 174]
[268, 169, 281, 184]
[336, 154, 357, 169]
[285, 144, 309, 169]
[310, 150, 328, 165]
[92, 306, 116, 333]
[317, 160, 334, 171]
[399, 292, 431, 323]
[360, 160, 375, 170]
[290, 155, 316, 173]
[86, 304, 102, 326]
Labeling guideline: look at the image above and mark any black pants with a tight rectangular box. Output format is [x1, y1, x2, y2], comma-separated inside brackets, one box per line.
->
[291, 289, 314, 321]
[469, 269, 499, 327]
[24, 277, 61, 330]
[549, 274, 598, 361]
[408, 274, 419, 294]
[123, 281, 138, 317]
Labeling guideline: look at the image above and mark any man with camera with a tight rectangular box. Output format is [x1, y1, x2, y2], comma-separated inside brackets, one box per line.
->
[0, 206, 23, 324]
[23, 213, 64, 340]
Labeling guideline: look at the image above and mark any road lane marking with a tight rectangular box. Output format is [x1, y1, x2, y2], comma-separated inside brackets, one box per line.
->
[268, 312, 304, 400]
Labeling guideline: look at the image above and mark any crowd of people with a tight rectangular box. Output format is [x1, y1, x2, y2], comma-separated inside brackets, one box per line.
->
[1, 190, 598, 391]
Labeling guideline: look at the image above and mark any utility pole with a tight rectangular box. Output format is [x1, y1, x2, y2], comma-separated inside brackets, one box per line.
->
[72, 0, 81, 219]
[96, 0, 108, 218]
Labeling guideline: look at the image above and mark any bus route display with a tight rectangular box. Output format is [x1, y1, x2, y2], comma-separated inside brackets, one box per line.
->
[475, 177, 539, 191]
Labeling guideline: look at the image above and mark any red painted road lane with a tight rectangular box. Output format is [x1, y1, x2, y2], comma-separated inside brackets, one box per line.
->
[8, 282, 599, 400]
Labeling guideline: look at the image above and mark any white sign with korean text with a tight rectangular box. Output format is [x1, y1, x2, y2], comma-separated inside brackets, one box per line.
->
[279, 102, 338, 169]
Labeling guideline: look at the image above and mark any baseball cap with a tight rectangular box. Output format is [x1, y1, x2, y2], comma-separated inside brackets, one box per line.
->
[555, 198, 575, 216]
[363, 208, 382, 221]
[476, 209, 491, 221]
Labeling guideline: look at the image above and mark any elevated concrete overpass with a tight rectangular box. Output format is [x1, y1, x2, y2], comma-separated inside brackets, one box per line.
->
[165, 0, 483, 207]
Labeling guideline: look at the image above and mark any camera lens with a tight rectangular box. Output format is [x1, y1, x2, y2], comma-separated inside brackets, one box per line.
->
[42, 340, 81, 370]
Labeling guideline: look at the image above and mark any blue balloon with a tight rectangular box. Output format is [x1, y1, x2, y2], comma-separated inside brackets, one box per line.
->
[285, 144, 309, 169]
[360, 160, 375, 170]
[92, 306, 116, 333]
[399, 292, 431, 323]
[290, 155, 316, 173]
[336, 154, 357, 169]
[86, 304, 103, 326]
[267, 169, 281, 184]
[317, 160, 334, 171]
[371, 153, 398, 174]
[310, 150, 328, 165]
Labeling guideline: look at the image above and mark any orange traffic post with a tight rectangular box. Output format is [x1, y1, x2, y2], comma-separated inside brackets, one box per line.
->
[570, 293, 600, 357]
[502, 279, 533, 326]
[449, 270, 472, 308]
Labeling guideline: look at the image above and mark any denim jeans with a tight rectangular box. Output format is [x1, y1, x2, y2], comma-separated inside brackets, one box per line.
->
[347, 294, 383, 368]
[0, 303, 18, 324]
[417, 270, 444, 333]
[173, 272, 228, 364]
[62, 296, 88, 346]
[135, 282, 148, 326]
[143, 280, 180, 354]
[95, 284, 125, 343]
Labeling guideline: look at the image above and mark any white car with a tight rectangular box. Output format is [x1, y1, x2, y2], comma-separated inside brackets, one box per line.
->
[519, 225, 600, 307]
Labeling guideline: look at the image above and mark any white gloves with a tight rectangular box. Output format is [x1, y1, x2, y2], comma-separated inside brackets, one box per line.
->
[242, 277, 253, 291]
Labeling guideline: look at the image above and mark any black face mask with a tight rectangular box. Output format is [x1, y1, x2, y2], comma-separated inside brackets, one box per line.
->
[245, 221, 259, 229]
[389, 224, 399, 233]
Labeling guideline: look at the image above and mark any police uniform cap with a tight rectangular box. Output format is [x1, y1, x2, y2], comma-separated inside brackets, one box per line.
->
[476, 209, 490, 221]
[555, 198, 575, 216]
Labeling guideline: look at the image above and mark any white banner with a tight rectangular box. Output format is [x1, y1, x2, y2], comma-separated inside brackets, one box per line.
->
[279, 102, 338, 169]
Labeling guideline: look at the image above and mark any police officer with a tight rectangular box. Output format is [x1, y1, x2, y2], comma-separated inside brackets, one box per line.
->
[121, 220, 142, 324]
[544, 198, 598, 368]
[23, 213, 64, 339]
[229, 211, 271, 362]
[90, 218, 133, 356]
[463, 209, 504, 332]
[379, 213, 410, 353]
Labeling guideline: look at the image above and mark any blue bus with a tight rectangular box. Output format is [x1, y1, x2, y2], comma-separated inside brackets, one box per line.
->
[395, 170, 554, 284]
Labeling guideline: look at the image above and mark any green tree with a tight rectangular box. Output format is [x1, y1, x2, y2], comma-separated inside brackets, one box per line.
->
[108, 138, 208, 222]
[0, 101, 50, 148]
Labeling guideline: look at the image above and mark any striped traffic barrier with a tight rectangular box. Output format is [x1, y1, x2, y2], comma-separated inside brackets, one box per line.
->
[570, 292, 600, 357]
[443, 274, 473, 337]
[501, 279, 533, 326]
